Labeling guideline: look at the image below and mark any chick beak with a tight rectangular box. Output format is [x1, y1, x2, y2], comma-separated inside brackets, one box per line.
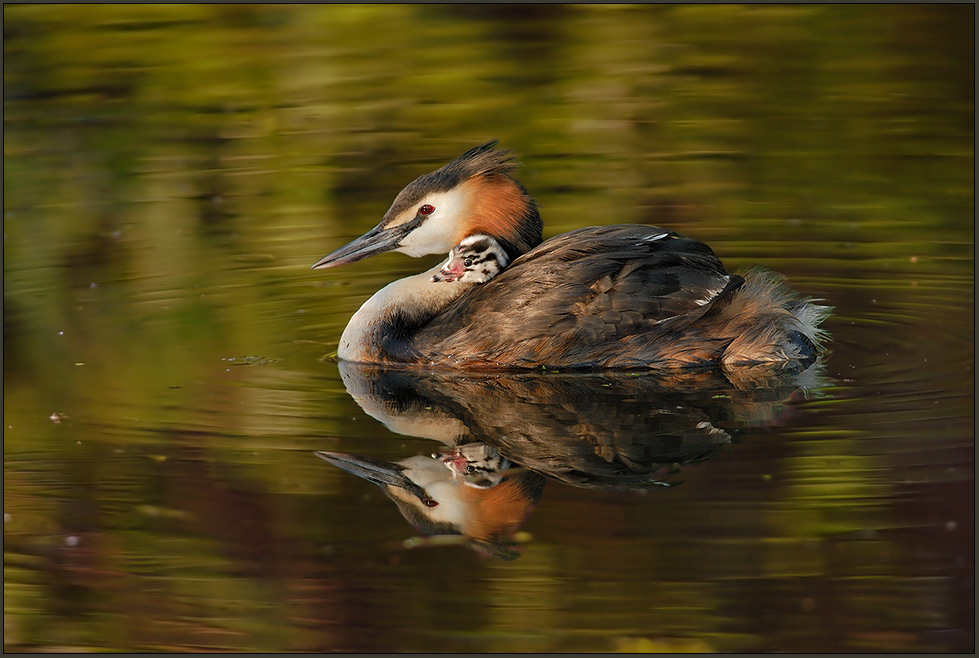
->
[311, 222, 402, 270]
[431, 258, 466, 283]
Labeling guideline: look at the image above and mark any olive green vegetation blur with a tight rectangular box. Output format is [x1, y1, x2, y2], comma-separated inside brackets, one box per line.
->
[3, 4, 974, 653]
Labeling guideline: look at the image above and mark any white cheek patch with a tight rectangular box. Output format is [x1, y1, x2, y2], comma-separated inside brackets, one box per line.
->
[399, 456, 469, 524]
[395, 187, 469, 257]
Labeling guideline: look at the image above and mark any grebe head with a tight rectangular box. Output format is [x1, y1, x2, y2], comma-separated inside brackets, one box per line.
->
[314, 449, 543, 559]
[431, 234, 510, 284]
[311, 141, 542, 270]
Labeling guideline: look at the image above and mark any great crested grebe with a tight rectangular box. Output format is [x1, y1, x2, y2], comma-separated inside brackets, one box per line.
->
[312, 141, 830, 370]
[430, 234, 510, 283]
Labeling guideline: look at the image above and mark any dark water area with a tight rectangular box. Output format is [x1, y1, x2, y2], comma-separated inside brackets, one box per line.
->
[3, 5, 974, 653]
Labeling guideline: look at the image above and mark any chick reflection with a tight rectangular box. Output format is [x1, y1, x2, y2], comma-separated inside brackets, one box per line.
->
[316, 448, 543, 560]
[318, 361, 826, 558]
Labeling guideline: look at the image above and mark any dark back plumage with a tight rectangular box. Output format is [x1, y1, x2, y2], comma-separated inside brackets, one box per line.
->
[410, 225, 757, 368]
[395, 224, 829, 369]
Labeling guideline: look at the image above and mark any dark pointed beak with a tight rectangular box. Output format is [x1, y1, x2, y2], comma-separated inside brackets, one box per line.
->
[311, 222, 403, 270]
[314, 450, 413, 489]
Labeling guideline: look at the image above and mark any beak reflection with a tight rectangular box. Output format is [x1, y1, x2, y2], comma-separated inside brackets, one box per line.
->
[314, 450, 411, 488]
[311, 222, 403, 270]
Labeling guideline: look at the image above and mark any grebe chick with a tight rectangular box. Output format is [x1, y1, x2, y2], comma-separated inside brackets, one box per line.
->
[431, 234, 510, 284]
[311, 141, 831, 370]
[435, 443, 512, 489]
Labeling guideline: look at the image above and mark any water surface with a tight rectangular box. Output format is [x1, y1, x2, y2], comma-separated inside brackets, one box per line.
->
[3, 5, 974, 653]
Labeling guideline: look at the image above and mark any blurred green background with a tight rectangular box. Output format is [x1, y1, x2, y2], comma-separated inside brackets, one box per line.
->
[3, 4, 974, 653]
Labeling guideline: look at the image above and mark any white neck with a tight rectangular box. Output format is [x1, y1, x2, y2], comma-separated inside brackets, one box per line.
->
[337, 262, 476, 363]
[338, 362, 470, 443]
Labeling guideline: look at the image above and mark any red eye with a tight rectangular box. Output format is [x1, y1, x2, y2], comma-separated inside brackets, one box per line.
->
[422, 498, 439, 508]
[418, 204, 435, 216]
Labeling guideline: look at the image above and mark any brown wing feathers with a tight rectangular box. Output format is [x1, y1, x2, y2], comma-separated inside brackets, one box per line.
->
[413, 226, 742, 368]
